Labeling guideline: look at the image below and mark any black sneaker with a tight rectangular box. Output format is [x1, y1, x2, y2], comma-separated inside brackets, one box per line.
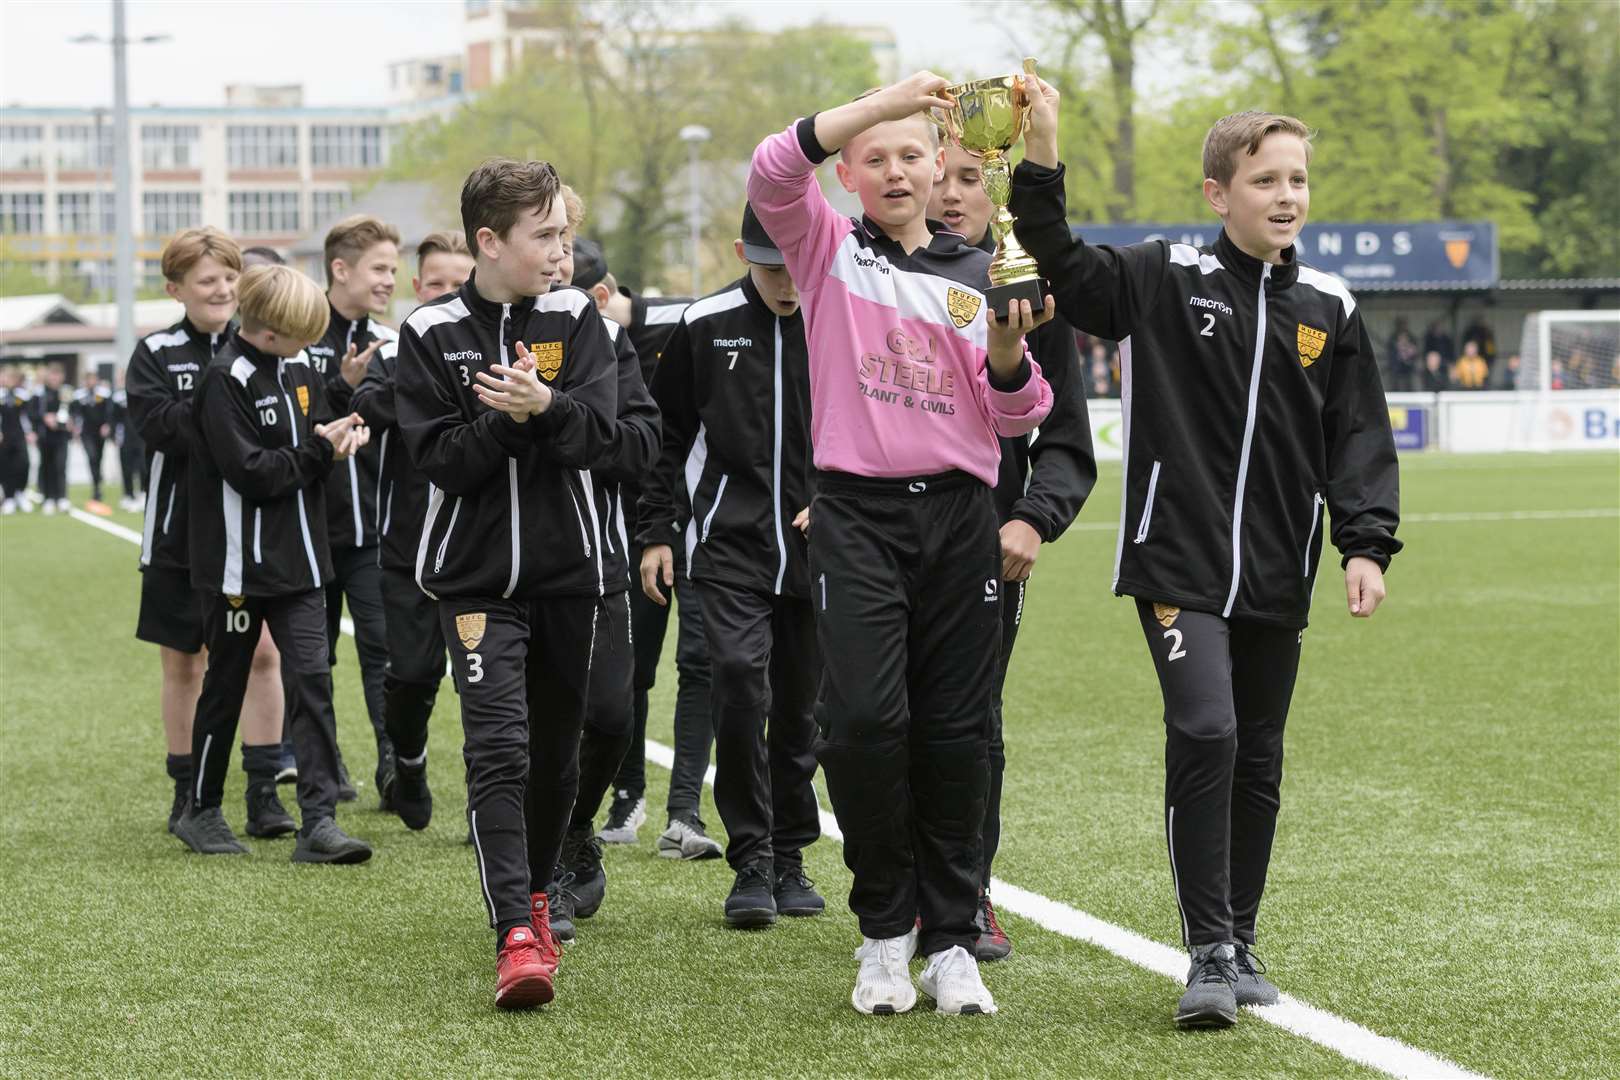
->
[773, 867, 824, 917]
[375, 744, 397, 812]
[173, 806, 249, 855]
[167, 787, 189, 835]
[292, 817, 372, 864]
[562, 829, 606, 918]
[1233, 942, 1279, 1005]
[974, 891, 1013, 961]
[546, 875, 577, 942]
[245, 783, 297, 838]
[336, 759, 358, 803]
[725, 864, 778, 929]
[1176, 942, 1239, 1028]
[392, 760, 433, 831]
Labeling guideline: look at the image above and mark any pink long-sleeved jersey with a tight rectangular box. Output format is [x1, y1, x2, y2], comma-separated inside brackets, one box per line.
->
[747, 120, 1052, 487]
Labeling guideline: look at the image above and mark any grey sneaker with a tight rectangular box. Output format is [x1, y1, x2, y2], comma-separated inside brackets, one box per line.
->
[598, 791, 646, 844]
[173, 806, 249, 855]
[1176, 942, 1239, 1028]
[244, 783, 296, 838]
[292, 817, 372, 864]
[545, 875, 577, 942]
[657, 815, 723, 860]
[1233, 943, 1279, 1006]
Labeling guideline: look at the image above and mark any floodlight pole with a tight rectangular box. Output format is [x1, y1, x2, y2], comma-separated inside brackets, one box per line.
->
[680, 124, 710, 298]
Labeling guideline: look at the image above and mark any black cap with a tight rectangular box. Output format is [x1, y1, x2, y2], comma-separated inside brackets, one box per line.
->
[740, 203, 784, 267]
[571, 237, 608, 290]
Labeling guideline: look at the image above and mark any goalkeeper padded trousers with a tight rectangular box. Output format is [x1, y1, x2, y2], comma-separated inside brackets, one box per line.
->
[1136, 599, 1303, 949]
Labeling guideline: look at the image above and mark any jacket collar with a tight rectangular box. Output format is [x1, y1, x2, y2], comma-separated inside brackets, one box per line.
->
[857, 214, 980, 263]
[325, 300, 372, 346]
[460, 270, 536, 324]
[180, 315, 234, 353]
[231, 330, 279, 369]
[1214, 229, 1299, 289]
[737, 270, 803, 328]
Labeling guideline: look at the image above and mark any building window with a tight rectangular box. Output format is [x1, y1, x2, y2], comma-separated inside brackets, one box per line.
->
[139, 258, 167, 290]
[141, 124, 200, 169]
[57, 191, 116, 234]
[142, 191, 202, 236]
[55, 123, 115, 170]
[228, 191, 300, 234]
[0, 192, 45, 234]
[70, 258, 116, 296]
[227, 124, 299, 169]
[310, 125, 384, 168]
[311, 190, 351, 228]
[0, 125, 45, 170]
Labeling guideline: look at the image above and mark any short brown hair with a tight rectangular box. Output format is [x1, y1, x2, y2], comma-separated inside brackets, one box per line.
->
[840, 87, 939, 163]
[559, 184, 586, 237]
[160, 227, 242, 283]
[323, 214, 401, 286]
[237, 265, 330, 344]
[460, 158, 560, 257]
[1202, 111, 1313, 185]
[415, 230, 470, 269]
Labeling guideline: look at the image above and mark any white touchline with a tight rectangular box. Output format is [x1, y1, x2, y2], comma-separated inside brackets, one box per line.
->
[75, 508, 1489, 1080]
[1064, 506, 1619, 532]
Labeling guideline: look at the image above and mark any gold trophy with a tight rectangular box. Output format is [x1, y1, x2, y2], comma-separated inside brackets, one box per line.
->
[932, 58, 1046, 319]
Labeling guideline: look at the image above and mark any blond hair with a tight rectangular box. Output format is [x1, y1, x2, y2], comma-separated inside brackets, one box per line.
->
[1202, 111, 1313, 185]
[840, 86, 939, 163]
[415, 229, 469, 269]
[160, 227, 242, 283]
[237, 265, 330, 344]
[323, 214, 402, 286]
[559, 184, 586, 236]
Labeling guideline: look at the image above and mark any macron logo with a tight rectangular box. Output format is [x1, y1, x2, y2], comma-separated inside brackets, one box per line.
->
[443, 350, 482, 364]
[713, 337, 752, 348]
[1189, 296, 1233, 317]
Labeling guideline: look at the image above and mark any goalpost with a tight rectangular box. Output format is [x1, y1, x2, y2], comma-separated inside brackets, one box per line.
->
[1514, 309, 1620, 451]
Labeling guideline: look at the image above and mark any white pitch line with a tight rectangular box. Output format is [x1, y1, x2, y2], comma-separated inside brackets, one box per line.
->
[72, 510, 1487, 1079]
[1065, 507, 1619, 533]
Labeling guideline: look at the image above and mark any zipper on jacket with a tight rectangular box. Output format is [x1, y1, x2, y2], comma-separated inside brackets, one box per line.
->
[503, 459, 521, 598]
[1302, 492, 1324, 577]
[1133, 459, 1162, 544]
[770, 319, 788, 595]
[277, 358, 323, 588]
[375, 429, 389, 535]
[1222, 264, 1272, 619]
[567, 483, 593, 558]
[499, 304, 510, 369]
[252, 507, 263, 564]
[434, 495, 463, 573]
[701, 474, 730, 543]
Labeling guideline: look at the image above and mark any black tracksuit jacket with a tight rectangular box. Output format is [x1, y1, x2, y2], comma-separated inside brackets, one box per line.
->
[395, 274, 626, 600]
[125, 318, 231, 570]
[305, 304, 396, 551]
[187, 333, 339, 597]
[71, 383, 113, 437]
[350, 339, 419, 573]
[593, 313, 662, 576]
[1010, 161, 1401, 628]
[1, 386, 31, 443]
[636, 272, 812, 599]
[968, 233, 1097, 538]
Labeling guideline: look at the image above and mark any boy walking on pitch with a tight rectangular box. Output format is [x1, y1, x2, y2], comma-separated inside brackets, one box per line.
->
[1010, 83, 1401, 1027]
[396, 159, 620, 1009]
[176, 264, 373, 863]
[749, 73, 1054, 1016]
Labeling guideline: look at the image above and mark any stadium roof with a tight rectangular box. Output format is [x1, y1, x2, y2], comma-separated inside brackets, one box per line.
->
[289, 181, 448, 260]
[1352, 277, 1620, 294]
[0, 294, 84, 332]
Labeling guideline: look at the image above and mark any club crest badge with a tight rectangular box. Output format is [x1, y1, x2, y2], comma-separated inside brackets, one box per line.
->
[532, 341, 564, 382]
[1152, 603, 1180, 629]
[1297, 323, 1327, 368]
[946, 287, 982, 330]
[227, 595, 246, 609]
[456, 612, 487, 651]
[296, 385, 310, 415]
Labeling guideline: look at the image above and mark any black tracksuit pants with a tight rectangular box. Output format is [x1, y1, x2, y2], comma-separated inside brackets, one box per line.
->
[570, 590, 635, 833]
[325, 544, 390, 763]
[811, 470, 1001, 957]
[1135, 599, 1302, 949]
[39, 435, 68, 500]
[982, 577, 1025, 890]
[615, 546, 714, 821]
[192, 589, 343, 823]
[0, 443, 27, 499]
[445, 594, 596, 932]
[693, 579, 820, 875]
[81, 434, 105, 501]
[381, 566, 445, 763]
[120, 439, 146, 499]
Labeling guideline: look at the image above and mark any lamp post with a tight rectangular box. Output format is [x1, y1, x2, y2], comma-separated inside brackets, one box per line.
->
[679, 124, 710, 298]
[70, 0, 169, 366]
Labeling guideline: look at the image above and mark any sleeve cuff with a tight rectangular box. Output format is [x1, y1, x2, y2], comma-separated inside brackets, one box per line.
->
[1009, 508, 1053, 544]
[530, 390, 570, 438]
[796, 115, 831, 165]
[988, 357, 1033, 393]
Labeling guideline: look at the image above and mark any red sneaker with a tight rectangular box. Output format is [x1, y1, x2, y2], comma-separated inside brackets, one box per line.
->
[974, 892, 1013, 961]
[528, 892, 562, 977]
[495, 926, 554, 1009]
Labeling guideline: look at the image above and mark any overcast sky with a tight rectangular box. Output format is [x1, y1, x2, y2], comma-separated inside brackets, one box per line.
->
[0, 0, 1051, 109]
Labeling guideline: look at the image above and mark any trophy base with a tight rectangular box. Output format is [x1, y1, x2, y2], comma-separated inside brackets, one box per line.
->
[987, 277, 1047, 322]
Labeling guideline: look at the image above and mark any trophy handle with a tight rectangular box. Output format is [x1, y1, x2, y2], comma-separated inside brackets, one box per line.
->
[1018, 58, 1038, 140]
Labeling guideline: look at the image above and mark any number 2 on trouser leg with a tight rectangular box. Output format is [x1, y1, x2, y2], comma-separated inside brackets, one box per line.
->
[1163, 627, 1187, 661]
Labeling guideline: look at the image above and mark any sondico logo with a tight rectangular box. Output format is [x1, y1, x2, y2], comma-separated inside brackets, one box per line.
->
[984, 579, 999, 603]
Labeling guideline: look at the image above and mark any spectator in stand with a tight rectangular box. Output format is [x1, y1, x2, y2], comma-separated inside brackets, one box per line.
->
[1420, 350, 1451, 392]
[1452, 341, 1488, 390]
[1565, 346, 1595, 389]
[1387, 321, 1420, 391]
[1086, 342, 1118, 398]
[1489, 352, 1522, 390]
[1423, 318, 1454, 366]
[1461, 316, 1496, 367]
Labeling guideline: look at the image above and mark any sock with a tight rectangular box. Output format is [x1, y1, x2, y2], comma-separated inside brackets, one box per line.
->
[166, 753, 193, 794]
[241, 742, 281, 788]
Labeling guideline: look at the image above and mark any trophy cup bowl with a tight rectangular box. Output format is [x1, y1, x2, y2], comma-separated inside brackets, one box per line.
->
[933, 61, 1046, 321]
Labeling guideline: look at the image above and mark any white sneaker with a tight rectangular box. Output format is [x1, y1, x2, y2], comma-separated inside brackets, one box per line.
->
[919, 944, 997, 1015]
[852, 927, 919, 1015]
[1, 498, 14, 515]
[656, 816, 723, 860]
[598, 792, 647, 844]
[41, 500, 56, 516]
[56, 499, 70, 513]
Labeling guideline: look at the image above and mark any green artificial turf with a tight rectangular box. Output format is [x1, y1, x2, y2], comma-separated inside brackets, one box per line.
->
[1, 452, 1614, 1078]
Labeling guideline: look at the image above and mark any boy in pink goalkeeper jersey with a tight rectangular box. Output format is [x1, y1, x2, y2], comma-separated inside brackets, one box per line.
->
[747, 71, 1053, 1018]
